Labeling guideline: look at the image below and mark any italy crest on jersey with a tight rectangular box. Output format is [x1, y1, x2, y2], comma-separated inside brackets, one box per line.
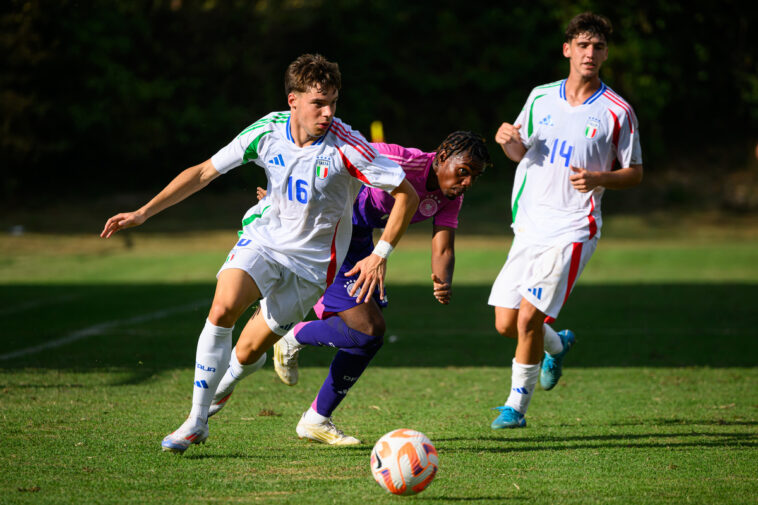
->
[584, 117, 600, 139]
[315, 155, 331, 179]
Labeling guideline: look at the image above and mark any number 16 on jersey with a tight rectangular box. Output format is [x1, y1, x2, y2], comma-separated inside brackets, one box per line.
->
[288, 176, 309, 203]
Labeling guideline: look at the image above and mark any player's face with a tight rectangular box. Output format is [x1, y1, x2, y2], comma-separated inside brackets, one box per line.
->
[288, 86, 338, 138]
[434, 153, 484, 199]
[563, 32, 608, 79]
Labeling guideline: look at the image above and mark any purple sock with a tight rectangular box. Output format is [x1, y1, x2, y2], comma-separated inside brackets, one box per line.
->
[294, 318, 383, 417]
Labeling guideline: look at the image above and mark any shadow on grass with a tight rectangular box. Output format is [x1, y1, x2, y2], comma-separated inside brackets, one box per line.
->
[2, 283, 757, 378]
[439, 431, 757, 453]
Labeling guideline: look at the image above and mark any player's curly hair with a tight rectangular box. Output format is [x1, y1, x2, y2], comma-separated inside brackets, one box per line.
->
[565, 12, 612, 43]
[285, 54, 341, 95]
[434, 131, 492, 172]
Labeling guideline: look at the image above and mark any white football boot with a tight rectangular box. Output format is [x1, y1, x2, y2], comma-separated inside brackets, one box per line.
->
[273, 329, 304, 386]
[208, 389, 234, 418]
[295, 412, 361, 445]
[161, 418, 209, 453]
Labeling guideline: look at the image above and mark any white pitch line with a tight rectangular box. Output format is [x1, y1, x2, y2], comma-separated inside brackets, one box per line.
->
[0, 294, 83, 317]
[0, 299, 208, 361]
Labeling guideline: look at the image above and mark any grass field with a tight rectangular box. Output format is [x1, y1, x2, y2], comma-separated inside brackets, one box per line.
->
[1, 221, 757, 504]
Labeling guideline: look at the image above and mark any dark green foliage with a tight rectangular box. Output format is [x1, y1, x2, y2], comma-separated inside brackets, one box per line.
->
[1, 0, 757, 203]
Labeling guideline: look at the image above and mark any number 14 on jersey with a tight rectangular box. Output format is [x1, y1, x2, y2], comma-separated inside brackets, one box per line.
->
[550, 138, 574, 167]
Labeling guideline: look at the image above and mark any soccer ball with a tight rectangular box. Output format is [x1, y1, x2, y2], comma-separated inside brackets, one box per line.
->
[370, 429, 439, 496]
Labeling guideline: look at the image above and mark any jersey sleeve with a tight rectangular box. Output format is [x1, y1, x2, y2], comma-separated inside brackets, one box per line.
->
[433, 195, 463, 229]
[372, 142, 425, 166]
[336, 125, 405, 192]
[514, 90, 536, 149]
[615, 107, 643, 168]
[210, 114, 277, 174]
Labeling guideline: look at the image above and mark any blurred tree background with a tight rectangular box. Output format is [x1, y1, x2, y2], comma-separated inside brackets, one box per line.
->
[2, 0, 757, 226]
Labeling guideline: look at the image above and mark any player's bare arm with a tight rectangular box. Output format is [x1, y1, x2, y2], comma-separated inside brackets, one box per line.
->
[569, 163, 643, 193]
[347, 178, 419, 303]
[495, 122, 527, 163]
[101, 159, 220, 238]
[430, 225, 455, 305]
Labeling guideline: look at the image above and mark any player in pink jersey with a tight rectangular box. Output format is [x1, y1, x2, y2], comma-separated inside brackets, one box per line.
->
[208, 131, 492, 444]
[489, 12, 643, 429]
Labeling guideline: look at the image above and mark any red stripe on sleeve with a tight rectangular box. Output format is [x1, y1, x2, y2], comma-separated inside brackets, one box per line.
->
[333, 129, 374, 161]
[332, 121, 375, 159]
[604, 92, 634, 133]
[337, 148, 371, 184]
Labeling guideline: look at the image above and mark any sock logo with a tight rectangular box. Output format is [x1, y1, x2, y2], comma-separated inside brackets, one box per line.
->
[512, 387, 530, 394]
[196, 363, 216, 372]
[195, 380, 209, 389]
[342, 375, 358, 382]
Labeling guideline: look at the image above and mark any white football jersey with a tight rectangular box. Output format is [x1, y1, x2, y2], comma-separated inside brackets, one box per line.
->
[511, 80, 642, 244]
[211, 111, 405, 286]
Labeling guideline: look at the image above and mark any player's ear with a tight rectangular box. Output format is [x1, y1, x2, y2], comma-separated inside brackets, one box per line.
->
[562, 41, 571, 58]
[287, 92, 298, 109]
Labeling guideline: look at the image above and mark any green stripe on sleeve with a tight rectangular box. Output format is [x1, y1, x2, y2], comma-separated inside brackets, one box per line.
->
[240, 113, 290, 136]
[527, 94, 546, 138]
[242, 130, 273, 163]
[534, 80, 562, 90]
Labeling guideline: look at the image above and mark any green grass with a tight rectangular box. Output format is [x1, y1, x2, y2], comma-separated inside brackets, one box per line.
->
[1, 227, 757, 504]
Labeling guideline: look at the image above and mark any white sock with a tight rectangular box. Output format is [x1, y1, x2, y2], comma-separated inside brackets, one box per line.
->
[303, 406, 328, 424]
[504, 359, 540, 415]
[543, 324, 563, 355]
[213, 346, 266, 399]
[189, 319, 233, 424]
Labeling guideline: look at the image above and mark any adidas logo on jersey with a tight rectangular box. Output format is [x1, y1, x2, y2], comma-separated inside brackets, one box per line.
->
[538, 115, 554, 127]
[268, 154, 285, 166]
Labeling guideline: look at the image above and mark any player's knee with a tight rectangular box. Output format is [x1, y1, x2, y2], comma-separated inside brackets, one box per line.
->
[495, 319, 518, 339]
[352, 317, 385, 338]
[349, 327, 384, 355]
[517, 310, 543, 337]
[207, 303, 237, 328]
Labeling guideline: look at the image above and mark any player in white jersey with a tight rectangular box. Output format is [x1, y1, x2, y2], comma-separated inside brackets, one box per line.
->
[489, 13, 643, 429]
[100, 54, 419, 452]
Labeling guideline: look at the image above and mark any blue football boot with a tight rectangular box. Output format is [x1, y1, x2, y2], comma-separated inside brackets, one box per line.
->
[540, 329, 576, 391]
[490, 406, 526, 429]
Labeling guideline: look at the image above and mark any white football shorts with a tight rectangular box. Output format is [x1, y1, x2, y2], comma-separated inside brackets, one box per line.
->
[218, 236, 324, 335]
[488, 236, 598, 319]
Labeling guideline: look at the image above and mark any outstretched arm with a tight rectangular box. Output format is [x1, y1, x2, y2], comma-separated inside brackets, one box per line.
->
[347, 178, 419, 303]
[430, 225, 455, 305]
[100, 159, 220, 238]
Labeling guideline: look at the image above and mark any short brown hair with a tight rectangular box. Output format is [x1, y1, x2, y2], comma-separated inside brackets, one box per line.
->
[565, 12, 612, 43]
[284, 54, 341, 95]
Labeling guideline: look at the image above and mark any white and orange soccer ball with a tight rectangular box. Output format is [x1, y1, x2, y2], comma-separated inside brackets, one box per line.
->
[370, 428, 439, 496]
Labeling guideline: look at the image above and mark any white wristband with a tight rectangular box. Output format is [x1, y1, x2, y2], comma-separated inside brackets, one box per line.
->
[373, 240, 394, 259]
